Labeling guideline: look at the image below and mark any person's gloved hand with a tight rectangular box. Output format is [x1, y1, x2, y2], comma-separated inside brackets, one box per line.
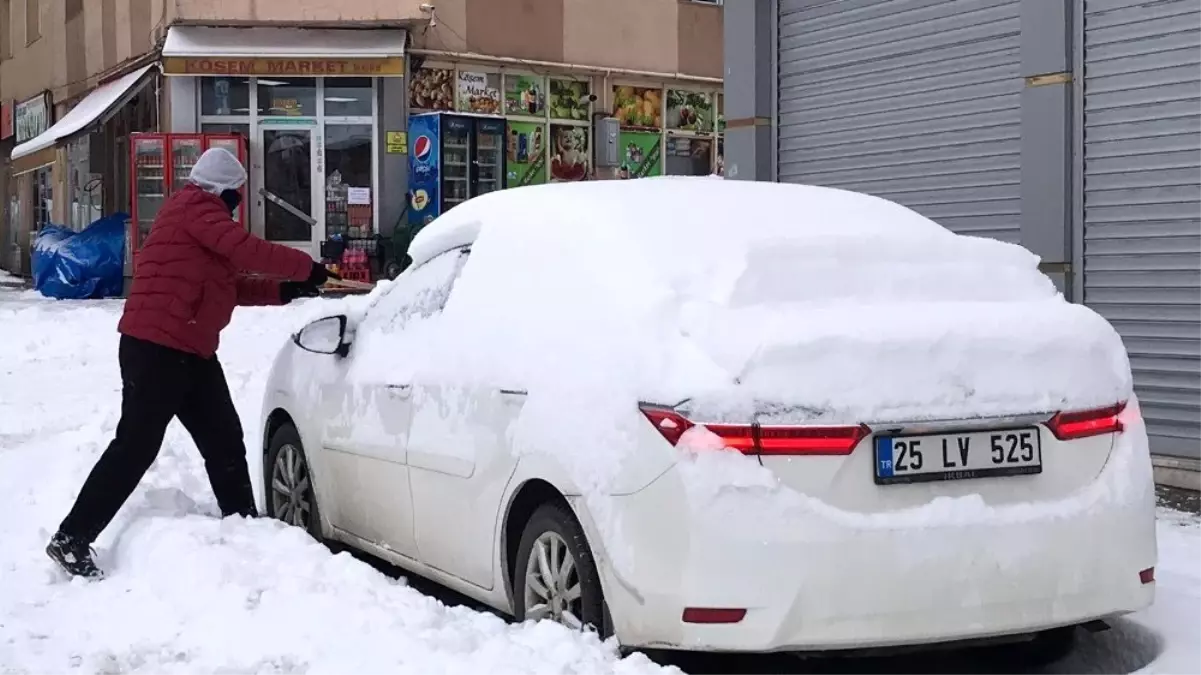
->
[306, 262, 341, 286]
[280, 281, 321, 304]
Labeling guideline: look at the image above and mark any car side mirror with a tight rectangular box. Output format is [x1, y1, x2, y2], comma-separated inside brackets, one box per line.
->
[294, 315, 350, 357]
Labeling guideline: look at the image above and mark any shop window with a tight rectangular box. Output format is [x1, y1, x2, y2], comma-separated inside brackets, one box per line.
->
[324, 78, 373, 118]
[665, 137, 713, 177]
[504, 121, 548, 188]
[258, 78, 317, 117]
[409, 66, 454, 111]
[32, 166, 51, 229]
[201, 122, 250, 139]
[549, 125, 590, 182]
[323, 124, 374, 239]
[201, 77, 251, 116]
[455, 70, 501, 115]
[612, 86, 663, 131]
[67, 135, 103, 229]
[666, 90, 715, 133]
[549, 78, 591, 122]
[504, 74, 545, 117]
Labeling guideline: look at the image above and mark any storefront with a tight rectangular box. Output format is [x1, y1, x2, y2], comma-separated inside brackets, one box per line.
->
[6, 64, 159, 277]
[407, 59, 725, 189]
[160, 26, 407, 259]
[7, 90, 54, 276]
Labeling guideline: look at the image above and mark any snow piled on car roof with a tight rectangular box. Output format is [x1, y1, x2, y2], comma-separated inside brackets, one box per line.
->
[397, 178, 1130, 418]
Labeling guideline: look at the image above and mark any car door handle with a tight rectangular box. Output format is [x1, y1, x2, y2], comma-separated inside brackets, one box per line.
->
[386, 384, 412, 399]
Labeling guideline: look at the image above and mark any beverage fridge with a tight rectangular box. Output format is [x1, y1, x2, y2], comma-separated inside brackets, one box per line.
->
[128, 132, 248, 264]
[407, 112, 505, 229]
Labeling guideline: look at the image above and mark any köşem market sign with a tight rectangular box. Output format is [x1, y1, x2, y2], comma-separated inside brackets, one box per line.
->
[161, 57, 404, 77]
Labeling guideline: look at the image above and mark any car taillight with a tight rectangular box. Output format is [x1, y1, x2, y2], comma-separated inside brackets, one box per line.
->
[1046, 401, 1127, 440]
[640, 406, 868, 456]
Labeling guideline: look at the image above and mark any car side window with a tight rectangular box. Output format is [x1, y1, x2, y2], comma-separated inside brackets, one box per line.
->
[360, 247, 468, 336]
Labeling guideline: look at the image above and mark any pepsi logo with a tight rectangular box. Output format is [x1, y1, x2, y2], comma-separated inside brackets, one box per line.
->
[413, 135, 433, 162]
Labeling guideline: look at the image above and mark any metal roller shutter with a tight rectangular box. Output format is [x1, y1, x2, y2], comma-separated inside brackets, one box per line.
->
[776, 0, 1023, 242]
[1082, 0, 1201, 459]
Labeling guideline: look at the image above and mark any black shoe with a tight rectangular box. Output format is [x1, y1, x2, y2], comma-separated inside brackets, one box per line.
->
[46, 531, 104, 579]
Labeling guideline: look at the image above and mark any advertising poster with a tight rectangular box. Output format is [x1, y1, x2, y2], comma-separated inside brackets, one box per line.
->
[549, 79, 591, 122]
[505, 121, 548, 187]
[505, 75, 546, 116]
[618, 130, 662, 179]
[665, 90, 715, 133]
[407, 114, 442, 228]
[456, 71, 501, 114]
[550, 125, 590, 182]
[409, 67, 454, 111]
[612, 86, 662, 130]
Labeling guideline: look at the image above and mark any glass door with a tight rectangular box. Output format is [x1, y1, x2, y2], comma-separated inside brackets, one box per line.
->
[257, 125, 318, 252]
[473, 118, 504, 196]
[441, 116, 471, 211]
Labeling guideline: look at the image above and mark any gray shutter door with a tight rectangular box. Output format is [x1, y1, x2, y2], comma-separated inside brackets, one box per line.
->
[776, 0, 1023, 242]
[1082, 0, 1201, 459]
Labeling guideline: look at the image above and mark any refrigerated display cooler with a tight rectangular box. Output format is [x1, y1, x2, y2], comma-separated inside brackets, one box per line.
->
[128, 133, 248, 264]
[406, 112, 505, 229]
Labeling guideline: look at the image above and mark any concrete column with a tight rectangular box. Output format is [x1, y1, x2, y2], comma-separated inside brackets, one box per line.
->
[1020, 0, 1074, 295]
[722, 0, 774, 182]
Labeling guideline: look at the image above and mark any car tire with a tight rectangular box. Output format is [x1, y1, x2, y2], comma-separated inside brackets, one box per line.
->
[513, 501, 610, 638]
[1005, 626, 1077, 667]
[264, 422, 324, 541]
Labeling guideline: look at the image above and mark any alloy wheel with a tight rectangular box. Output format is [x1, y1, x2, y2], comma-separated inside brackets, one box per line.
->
[270, 443, 312, 528]
[523, 531, 584, 629]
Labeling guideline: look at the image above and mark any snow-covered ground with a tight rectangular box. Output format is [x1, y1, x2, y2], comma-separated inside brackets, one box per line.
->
[0, 290, 1197, 674]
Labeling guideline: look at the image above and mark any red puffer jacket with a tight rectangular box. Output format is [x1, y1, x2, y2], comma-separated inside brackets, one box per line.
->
[118, 184, 313, 358]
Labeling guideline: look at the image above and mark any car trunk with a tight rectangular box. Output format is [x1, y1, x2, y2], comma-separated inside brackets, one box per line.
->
[675, 300, 1131, 512]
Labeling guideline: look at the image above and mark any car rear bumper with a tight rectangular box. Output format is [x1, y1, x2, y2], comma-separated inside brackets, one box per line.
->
[589, 418, 1157, 652]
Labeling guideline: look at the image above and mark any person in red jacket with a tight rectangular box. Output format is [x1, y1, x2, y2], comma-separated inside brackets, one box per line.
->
[46, 147, 335, 579]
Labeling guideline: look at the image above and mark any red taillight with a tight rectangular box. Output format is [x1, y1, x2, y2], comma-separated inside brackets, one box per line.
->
[682, 607, 747, 624]
[640, 406, 868, 456]
[1140, 567, 1155, 584]
[1047, 401, 1127, 440]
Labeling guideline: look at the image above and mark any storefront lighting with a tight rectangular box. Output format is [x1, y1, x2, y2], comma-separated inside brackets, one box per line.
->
[324, 97, 358, 103]
[257, 79, 290, 87]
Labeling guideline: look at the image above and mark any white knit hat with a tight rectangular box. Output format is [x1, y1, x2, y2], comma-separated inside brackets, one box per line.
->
[189, 147, 247, 194]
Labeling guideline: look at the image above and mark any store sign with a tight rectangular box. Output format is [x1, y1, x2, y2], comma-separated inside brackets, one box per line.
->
[14, 92, 52, 143]
[0, 101, 12, 140]
[161, 56, 404, 77]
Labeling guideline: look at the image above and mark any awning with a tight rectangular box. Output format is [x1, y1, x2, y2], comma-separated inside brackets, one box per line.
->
[161, 26, 406, 77]
[11, 64, 156, 162]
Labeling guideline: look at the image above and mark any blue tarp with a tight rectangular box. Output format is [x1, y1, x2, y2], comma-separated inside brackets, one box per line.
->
[32, 213, 128, 300]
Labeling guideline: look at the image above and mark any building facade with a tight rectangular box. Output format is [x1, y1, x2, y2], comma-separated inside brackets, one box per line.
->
[724, 0, 1200, 472]
[2, 0, 723, 272]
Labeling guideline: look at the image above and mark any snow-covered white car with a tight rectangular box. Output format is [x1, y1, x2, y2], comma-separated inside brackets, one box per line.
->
[260, 178, 1156, 661]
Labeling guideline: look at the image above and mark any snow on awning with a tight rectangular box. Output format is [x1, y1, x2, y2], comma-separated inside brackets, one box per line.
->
[161, 26, 407, 77]
[11, 64, 156, 161]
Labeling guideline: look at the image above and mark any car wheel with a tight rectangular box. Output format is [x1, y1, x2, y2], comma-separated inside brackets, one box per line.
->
[265, 423, 323, 541]
[1004, 626, 1077, 667]
[513, 501, 609, 637]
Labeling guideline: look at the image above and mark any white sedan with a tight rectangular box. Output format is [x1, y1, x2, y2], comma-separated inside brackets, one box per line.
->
[260, 178, 1156, 663]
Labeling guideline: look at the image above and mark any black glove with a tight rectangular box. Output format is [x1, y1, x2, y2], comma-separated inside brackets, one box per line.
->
[306, 262, 341, 286]
[280, 281, 321, 304]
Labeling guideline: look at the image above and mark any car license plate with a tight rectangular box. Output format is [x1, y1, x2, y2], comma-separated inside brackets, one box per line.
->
[874, 427, 1042, 485]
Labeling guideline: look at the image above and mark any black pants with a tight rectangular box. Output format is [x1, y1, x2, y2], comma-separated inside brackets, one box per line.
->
[58, 335, 257, 544]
